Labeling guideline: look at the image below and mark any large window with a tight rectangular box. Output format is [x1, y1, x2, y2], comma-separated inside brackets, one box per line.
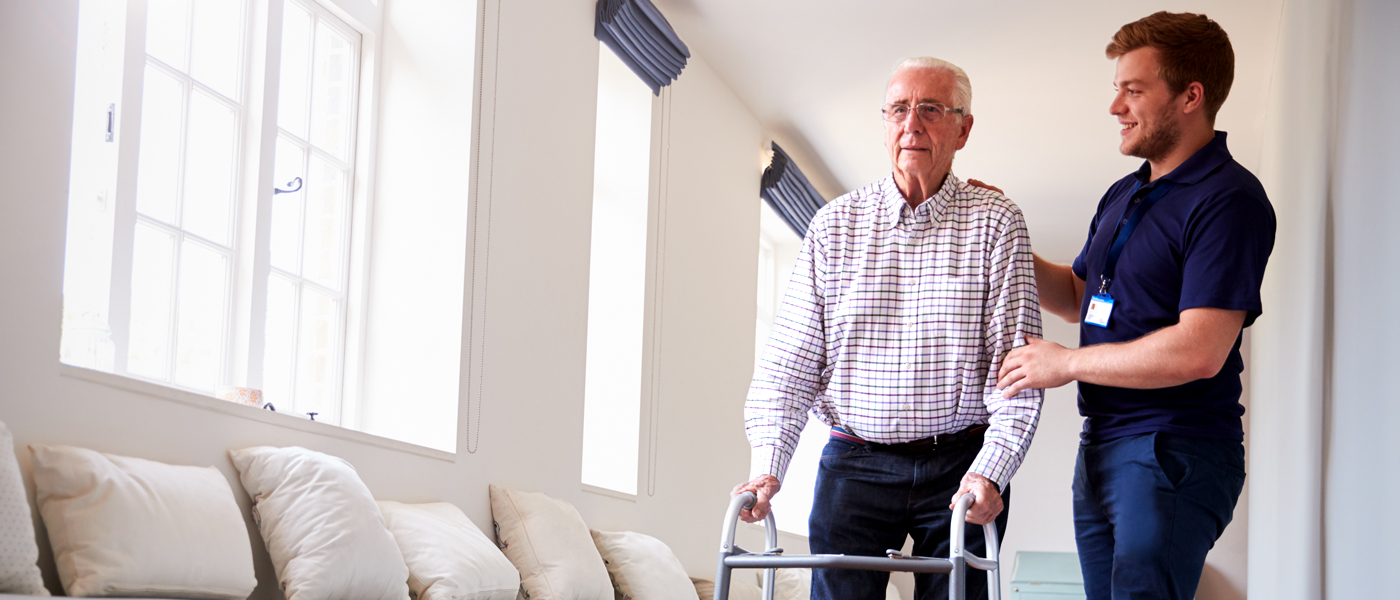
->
[62, 0, 366, 424]
[579, 43, 655, 496]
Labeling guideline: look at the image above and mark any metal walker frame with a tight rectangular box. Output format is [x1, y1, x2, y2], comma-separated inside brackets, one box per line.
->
[713, 491, 1001, 600]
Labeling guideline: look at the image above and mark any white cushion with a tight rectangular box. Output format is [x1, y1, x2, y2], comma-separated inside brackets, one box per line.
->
[690, 576, 761, 600]
[0, 422, 46, 595]
[229, 446, 408, 600]
[488, 484, 611, 600]
[759, 569, 903, 600]
[590, 530, 698, 600]
[760, 568, 810, 600]
[886, 580, 904, 600]
[29, 444, 255, 598]
[377, 501, 519, 600]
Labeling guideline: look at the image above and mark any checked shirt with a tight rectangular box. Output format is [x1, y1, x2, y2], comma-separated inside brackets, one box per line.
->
[745, 173, 1044, 489]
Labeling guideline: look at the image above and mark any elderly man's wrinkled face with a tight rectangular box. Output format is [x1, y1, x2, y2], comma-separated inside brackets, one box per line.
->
[883, 68, 973, 193]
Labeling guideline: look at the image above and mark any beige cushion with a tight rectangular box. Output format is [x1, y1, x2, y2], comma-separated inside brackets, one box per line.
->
[590, 530, 697, 600]
[229, 446, 408, 600]
[0, 422, 46, 595]
[761, 568, 810, 600]
[488, 484, 611, 600]
[690, 576, 761, 600]
[378, 501, 519, 600]
[29, 445, 255, 598]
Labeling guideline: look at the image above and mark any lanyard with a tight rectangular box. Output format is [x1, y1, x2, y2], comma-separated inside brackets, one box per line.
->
[1098, 180, 1175, 295]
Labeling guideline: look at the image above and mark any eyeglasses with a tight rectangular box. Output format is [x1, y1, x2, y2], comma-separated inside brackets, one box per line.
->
[881, 102, 965, 124]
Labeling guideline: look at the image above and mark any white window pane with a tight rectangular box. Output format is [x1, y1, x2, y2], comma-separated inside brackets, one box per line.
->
[271, 137, 305, 273]
[173, 241, 227, 391]
[128, 223, 176, 380]
[277, 2, 313, 138]
[294, 289, 337, 420]
[262, 275, 297, 411]
[309, 22, 355, 159]
[302, 155, 344, 289]
[189, 0, 245, 100]
[146, 0, 190, 72]
[580, 45, 652, 495]
[135, 66, 185, 224]
[181, 91, 237, 245]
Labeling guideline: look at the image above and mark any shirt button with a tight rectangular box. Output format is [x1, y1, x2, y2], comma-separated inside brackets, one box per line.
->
[1133, 198, 1141, 204]
[903, 362, 913, 370]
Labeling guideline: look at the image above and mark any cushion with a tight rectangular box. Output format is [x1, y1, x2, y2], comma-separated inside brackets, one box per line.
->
[760, 568, 810, 600]
[758, 569, 903, 600]
[229, 446, 408, 600]
[377, 501, 519, 600]
[590, 530, 697, 600]
[690, 576, 761, 600]
[488, 484, 611, 600]
[0, 422, 46, 595]
[29, 444, 254, 598]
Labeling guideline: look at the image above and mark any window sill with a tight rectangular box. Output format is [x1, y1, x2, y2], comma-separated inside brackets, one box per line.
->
[582, 483, 637, 502]
[58, 363, 456, 462]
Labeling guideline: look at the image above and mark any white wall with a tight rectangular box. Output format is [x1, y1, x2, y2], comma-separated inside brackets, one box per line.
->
[356, 0, 476, 452]
[1324, 0, 1400, 595]
[0, 0, 766, 596]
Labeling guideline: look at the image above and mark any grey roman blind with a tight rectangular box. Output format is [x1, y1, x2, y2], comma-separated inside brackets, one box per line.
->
[594, 0, 690, 95]
[761, 142, 828, 238]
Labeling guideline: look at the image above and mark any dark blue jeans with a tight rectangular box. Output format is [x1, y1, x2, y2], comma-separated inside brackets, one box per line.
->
[1072, 432, 1246, 600]
[808, 435, 1008, 600]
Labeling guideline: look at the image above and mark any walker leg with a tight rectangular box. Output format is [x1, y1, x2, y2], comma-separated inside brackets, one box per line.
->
[714, 552, 732, 600]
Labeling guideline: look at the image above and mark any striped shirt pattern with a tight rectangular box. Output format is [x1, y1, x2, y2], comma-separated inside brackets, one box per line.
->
[745, 173, 1044, 489]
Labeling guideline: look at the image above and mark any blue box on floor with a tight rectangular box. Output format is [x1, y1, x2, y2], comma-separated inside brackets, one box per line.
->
[1008, 551, 1085, 600]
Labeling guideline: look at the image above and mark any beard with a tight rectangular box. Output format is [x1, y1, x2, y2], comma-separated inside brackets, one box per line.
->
[1122, 103, 1181, 162]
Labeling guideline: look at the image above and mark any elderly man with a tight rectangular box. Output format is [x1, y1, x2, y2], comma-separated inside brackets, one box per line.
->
[734, 57, 1044, 600]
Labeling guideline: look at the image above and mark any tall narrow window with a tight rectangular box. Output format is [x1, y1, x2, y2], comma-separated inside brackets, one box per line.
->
[580, 43, 654, 495]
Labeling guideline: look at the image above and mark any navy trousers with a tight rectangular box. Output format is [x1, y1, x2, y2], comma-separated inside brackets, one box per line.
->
[1072, 432, 1246, 600]
[808, 435, 1008, 600]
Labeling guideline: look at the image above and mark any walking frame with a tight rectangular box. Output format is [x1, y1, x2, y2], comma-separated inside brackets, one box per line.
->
[713, 491, 1001, 600]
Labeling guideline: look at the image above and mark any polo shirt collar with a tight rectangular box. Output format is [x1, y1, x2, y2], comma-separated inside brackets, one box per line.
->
[881, 172, 960, 223]
[1133, 130, 1233, 187]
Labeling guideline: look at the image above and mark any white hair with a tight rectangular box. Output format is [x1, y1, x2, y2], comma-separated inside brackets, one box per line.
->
[889, 57, 972, 116]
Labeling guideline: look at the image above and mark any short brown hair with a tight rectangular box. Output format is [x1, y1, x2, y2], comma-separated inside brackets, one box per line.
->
[1107, 12, 1234, 121]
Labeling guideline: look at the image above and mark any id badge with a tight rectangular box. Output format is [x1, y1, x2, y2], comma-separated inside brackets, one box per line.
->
[1085, 294, 1114, 328]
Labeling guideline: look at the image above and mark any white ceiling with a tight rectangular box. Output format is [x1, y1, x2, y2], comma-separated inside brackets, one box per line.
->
[655, 0, 1285, 260]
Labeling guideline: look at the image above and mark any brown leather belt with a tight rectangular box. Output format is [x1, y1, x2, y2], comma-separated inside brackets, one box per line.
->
[831, 424, 989, 456]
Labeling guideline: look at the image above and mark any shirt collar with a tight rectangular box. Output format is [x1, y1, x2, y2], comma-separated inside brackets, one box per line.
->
[880, 172, 961, 223]
[1133, 130, 1233, 187]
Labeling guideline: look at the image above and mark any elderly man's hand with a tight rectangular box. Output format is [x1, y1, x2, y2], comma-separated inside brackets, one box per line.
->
[998, 336, 1076, 398]
[949, 472, 1003, 525]
[731, 475, 781, 523]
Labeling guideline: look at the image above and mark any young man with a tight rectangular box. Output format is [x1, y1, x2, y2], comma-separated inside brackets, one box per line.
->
[994, 12, 1275, 600]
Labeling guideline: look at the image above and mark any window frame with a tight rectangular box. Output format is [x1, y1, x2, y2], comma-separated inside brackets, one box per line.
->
[86, 0, 375, 425]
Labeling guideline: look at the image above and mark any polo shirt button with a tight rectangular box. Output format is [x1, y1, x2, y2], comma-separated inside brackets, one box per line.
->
[1133, 198, 1141, 204]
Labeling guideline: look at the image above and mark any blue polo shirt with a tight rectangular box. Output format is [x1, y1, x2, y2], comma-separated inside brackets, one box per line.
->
[1071, 132, 1275, 443]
